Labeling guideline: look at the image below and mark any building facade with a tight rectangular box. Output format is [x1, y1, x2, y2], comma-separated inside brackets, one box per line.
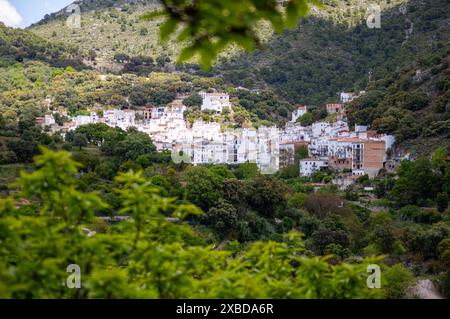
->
[199, 92, 231, 113]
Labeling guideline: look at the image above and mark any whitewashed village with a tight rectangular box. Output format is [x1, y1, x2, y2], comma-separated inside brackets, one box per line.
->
[37, 88, 395, 188]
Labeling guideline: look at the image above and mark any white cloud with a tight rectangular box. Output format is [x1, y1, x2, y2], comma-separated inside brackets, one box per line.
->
[0, 0, 23, 27]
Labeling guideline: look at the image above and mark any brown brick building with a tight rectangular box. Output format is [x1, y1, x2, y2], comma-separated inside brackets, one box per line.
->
[329, 156, 352, 170]
[363, 140, 386, 177]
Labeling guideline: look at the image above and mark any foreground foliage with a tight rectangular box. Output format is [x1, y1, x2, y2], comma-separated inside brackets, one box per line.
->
[0, 148, 392, 298]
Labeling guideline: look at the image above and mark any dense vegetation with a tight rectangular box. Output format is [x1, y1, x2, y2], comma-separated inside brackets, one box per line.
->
[347, 54, 450, 153]
[1, 147, 392, 298]
[0, 0, 448, 299]
[215, 0, 449, 103]
[0, 22, 86, 69]
[30, 0, 449, 150]
[31, 0, 183, 72]
[1, 130, 449, 298]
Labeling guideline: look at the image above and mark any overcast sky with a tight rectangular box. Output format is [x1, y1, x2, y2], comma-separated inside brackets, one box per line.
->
[0, 0, 73, 28]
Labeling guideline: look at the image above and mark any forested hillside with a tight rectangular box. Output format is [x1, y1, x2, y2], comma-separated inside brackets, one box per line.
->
[30, 1, 449, 138]
[4, 0, 447, 153]
[347, 54, 449, 154]
[30, 0, 176, 72]
[0, 22, 85, 69]
[215, 0, 450, 105]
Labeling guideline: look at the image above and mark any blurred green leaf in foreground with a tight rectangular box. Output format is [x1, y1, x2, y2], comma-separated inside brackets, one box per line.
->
[142, 0, 322, 69]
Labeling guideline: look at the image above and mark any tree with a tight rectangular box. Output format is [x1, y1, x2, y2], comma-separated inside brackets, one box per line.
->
[436, 192, 448, 212]
[438, 239, 450, 268]
[147, 88, 176, 106]
[370, 225, 395, 253]
[0, 148, 392, 298]
[296, 112, 313, 126]
[288, 192, 307, 209]
[390, 157, 442, 207]
[203, 200, 238, 236]
[438, 239, 450, 296]
[71, 151, 100, 172]
[54, 113, 67, 126]
[383, 264, 414, 299]
[312, 228, 350, 255]
[7, 137, 39, 162]
[234, 162, 258, 180]
[304, 193, 344, 219]
[103, 129, 157, 161]
[247, 175, 288, 217]
[183, 93, 202, 107]
[72, 133, 88, 149]
[74, 123, 112, 145]
[221, 178, 248, 207]
[207, 165, 235, 181]
[403, 222, 450, 260]
[183, 166, 223, 211]
[295, 145, 309, 161]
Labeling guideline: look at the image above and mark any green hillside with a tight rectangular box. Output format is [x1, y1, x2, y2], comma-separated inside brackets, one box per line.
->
[30, 0, 178, 71]
[22, 0, 450, 152]
[32, 0, 448, 105]
[1, 0, 450, 300]
[214, 0, 450, 105]
[347, 52, 450, 154]
[0, 22, 85, 69]
[29, 0, 404, 74]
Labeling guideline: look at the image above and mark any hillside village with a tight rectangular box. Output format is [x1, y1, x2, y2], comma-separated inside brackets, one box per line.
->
[37, 83, 395, 185]
[1, 0, 449, 302]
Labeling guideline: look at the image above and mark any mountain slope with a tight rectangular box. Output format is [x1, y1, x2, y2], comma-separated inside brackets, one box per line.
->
[25, 0, 450, 152]
[0, 22, 85, 69]
[29, 0, 406, 74]
[214, 0, 449, 105]
[30, 0, 171, 71]
[347, 50, 450, 154]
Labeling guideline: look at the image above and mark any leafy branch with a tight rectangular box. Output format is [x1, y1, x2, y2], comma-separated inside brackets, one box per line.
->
[142, 0, 322, 69]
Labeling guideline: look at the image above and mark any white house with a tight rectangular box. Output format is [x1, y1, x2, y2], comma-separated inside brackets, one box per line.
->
[311, 122, 331, 137]
[103, 109, 135, 130]
[340, 92, 354, 103]
[299, 158, 329, 177]
[199, 92, 231, 113]
[355, 125, 368, 132]
[291, 105, 307, 122]
[382, 134, 395, 151]
[256, 126, 280, 174]
[73, 112, 98, 126]
[44, 114, 56, 126]
[280, 122, 311, 143]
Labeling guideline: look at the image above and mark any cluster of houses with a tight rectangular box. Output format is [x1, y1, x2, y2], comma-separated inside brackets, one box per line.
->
[281, 119, 393, 179]
[279, 91, 394, 187]
[37, 90, 395, 185]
